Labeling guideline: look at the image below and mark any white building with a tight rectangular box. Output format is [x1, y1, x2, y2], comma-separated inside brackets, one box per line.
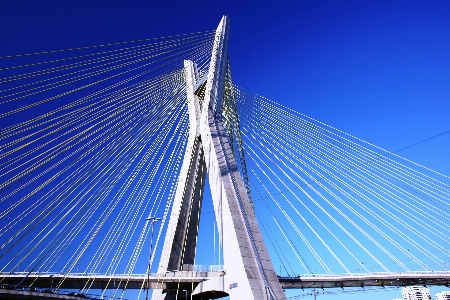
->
[436, 291, 450, 300]
[402, 286, 432, 300]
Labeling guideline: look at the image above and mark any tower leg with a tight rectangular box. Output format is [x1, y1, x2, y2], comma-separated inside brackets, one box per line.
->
[200, 108, 286, 299]
[154, 16, 286, 300]
[198, 15, 286, 300]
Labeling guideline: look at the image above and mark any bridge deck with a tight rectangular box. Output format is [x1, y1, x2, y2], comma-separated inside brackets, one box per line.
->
[279, 272, 450, 289]
[1, 271, 449, 290]
[1, 271, 223, 290]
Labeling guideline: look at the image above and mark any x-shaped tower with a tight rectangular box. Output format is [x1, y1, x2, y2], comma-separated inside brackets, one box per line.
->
[153, 16, 286, 300]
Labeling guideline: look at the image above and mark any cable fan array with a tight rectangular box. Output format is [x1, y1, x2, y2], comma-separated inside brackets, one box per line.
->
[0, 32, 214, 297]
[234, 86, 450, 277]
[1, 27, 449, 300]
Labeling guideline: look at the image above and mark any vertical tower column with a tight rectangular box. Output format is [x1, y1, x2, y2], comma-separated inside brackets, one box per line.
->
[152, 58, 207, 300]
[154, 16, 286, 300]
[198, 16, 286, 300]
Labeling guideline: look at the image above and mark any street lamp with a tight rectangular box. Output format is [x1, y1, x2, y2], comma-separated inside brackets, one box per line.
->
[145, 216, 161, 300]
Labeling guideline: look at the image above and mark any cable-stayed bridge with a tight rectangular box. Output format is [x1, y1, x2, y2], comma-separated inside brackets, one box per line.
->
[1, 16, 449, 300]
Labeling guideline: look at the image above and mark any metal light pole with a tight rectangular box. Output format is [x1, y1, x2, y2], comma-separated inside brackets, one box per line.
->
[146, 216, 161, 300]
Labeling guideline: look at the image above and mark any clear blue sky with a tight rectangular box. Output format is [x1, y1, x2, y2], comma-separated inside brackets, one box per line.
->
[1, 1, 449, 299]
[3, 0, 447, 171]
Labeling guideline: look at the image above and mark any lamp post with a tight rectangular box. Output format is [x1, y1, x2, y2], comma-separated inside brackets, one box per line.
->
[146, 216, 161, 300]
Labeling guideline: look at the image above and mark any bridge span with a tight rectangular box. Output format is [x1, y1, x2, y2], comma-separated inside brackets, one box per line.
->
[2, 271, 449, 291]
[279, 272, 450, 289]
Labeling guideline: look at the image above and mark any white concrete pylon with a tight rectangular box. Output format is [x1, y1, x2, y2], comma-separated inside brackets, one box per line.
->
[153, 16, 286, 300]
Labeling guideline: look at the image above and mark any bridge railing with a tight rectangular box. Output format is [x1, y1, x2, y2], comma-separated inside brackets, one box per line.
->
[191, 264, 225, 272]
[1, 265, 226, 278]
[5, 269, 448, 278]
[278, 270, 450, 279]
[0, 283, 116, 300]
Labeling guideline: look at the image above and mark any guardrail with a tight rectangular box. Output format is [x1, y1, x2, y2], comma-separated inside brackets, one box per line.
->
[278, 271, 450, 278]
[1, 264, 225, 278]
[0, 284, 112, 299]
[277, 271, 450, 289]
